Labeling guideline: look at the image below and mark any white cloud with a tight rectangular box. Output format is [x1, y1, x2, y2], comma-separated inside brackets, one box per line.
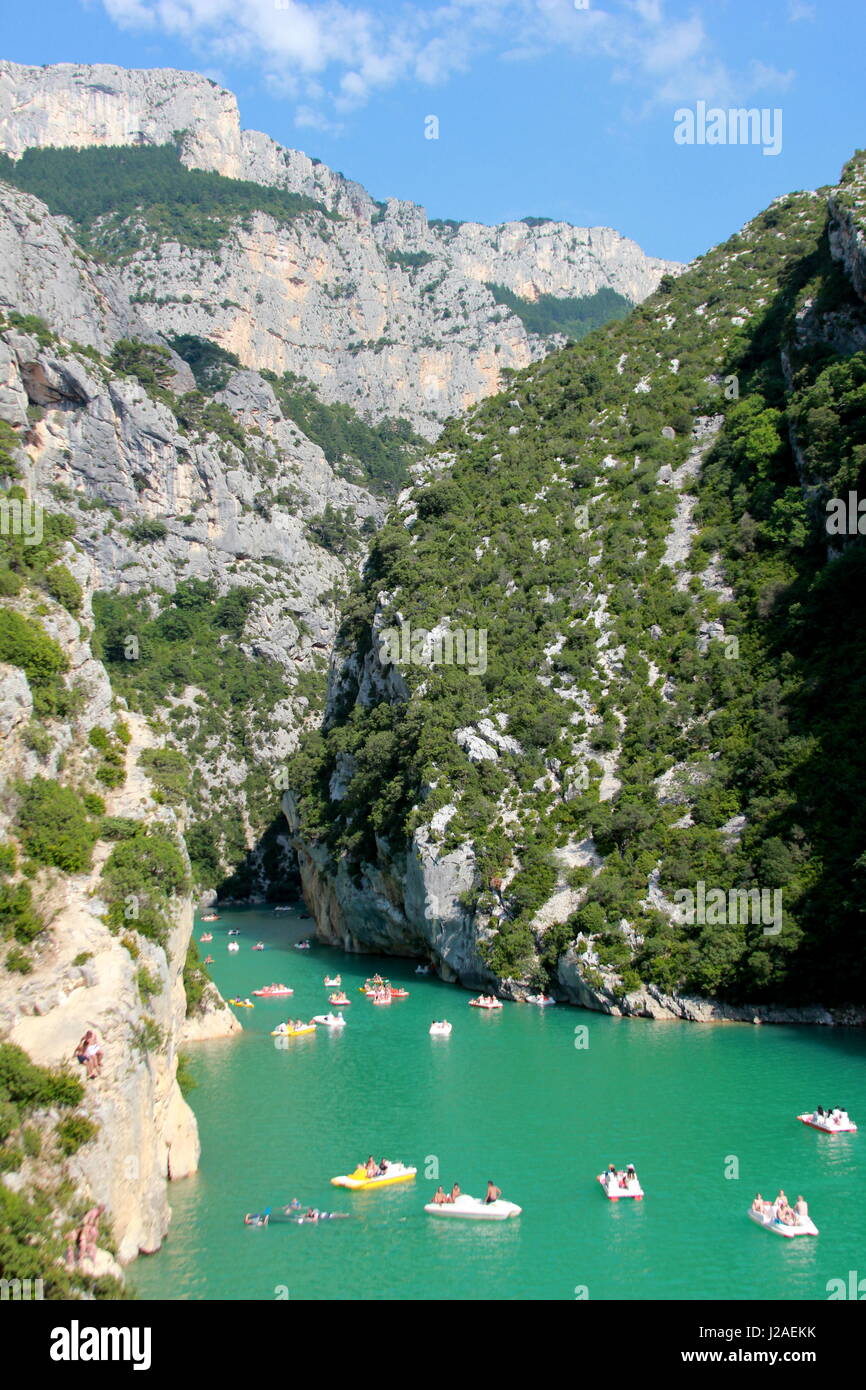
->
[787, 1, 816, 20]
[95, 0, 795, 127]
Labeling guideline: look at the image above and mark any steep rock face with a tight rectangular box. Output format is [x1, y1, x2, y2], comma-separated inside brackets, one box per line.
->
[0, 574, 238, 1263]
[285, 791, 489, 986]
[0, 240, 386, 856]
[0, 61, 244, 176]
[0, 61, 680, 436]
[0, 185, 148, 353]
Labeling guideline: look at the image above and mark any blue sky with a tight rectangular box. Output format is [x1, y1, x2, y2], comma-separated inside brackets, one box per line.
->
[2, 0, 864, 263]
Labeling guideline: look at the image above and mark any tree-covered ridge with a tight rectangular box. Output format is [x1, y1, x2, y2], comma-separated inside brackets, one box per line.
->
[260, 369, 426, 498]
[0, 144, 331, 260]
[289, 171, 866, 1007]
[485, 283, 632, 341]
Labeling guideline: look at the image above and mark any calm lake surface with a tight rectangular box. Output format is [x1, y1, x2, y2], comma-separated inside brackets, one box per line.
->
[131, 905, 866, 1301]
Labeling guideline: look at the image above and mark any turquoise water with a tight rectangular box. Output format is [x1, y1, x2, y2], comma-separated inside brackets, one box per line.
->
[132, 905, 866, 1301]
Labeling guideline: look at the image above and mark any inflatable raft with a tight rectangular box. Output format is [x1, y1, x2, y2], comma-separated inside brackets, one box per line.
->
[424, 1194, 521, 1221]
[748, 1207, 819, 1238]
[331, 1164, 416, 1191]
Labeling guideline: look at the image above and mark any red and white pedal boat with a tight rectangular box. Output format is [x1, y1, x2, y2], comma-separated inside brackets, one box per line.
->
[598, 1171, 644, 1201]
[797, 1111, 857, 1135]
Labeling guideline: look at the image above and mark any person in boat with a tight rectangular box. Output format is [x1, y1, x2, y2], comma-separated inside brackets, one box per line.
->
[484, 1180, 502, 1205]
[626, 1164, 637, 1184]
[751, 1193, 765, 1213]
[378, 1159, 390, 1176]
[433, 1185, 448, 1205]
[449, 1182, 461, 1203]
[365, 1156, 377, 1178]
[793, 1195, 809, 1222]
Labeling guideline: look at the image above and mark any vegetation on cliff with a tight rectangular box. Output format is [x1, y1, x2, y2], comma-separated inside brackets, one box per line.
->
[0, 143, 331, 260]
[289, 157, 866, 1005]
[485, 283, 631, 341]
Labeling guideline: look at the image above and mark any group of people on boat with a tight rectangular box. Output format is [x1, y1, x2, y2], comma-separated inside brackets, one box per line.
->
[751, 1190, 809, 1225]
[363, 1155, 392, 1178]
[432, 1180, 502, 1205]
[811, 1105, 850, 1126]
[604, 1163, 639, 1189]
[471, 995, 500, 1008]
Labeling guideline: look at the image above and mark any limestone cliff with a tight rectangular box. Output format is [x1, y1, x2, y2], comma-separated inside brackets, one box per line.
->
[0, 551, 238, 1265]
[0, 59, 680, 436]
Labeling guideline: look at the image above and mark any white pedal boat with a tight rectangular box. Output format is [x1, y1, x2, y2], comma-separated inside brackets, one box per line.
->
[748, 1207, 819, 1238]
[429, 1021, 452, 1037]
[424, 1194, 521, 1221]
[798, 1112, 857, 1135]
[312, 1012, 346, 1028]
[227, 942, 240, 953]
[598, 1172, 644, 1200]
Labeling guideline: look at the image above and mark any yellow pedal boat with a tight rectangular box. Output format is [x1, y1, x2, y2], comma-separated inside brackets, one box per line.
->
[331, 1164, 417, 1190]
[271, 1022, 316, 1038]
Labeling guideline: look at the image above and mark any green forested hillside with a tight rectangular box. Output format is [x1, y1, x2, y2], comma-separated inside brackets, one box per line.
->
[485, 284, 632, 341]
[0, 144, 329, 259]
[289, 155, 866, 1006]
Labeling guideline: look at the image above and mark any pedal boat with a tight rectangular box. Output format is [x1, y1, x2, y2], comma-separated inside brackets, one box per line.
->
[424, 1194, 521, 1220]
[312, 1013, 346, 1028]
[598, 1172, 644, 1200]
[271, 1021, 316, 1038]
[429, 1021, 452, 1037]
[331, 1164, 416, 1191]
[469, 997, 502, 1010]
[797, 1112, 857, 1134]
[253, 984, 294, 997]
[748, 1206, 819, 1237]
